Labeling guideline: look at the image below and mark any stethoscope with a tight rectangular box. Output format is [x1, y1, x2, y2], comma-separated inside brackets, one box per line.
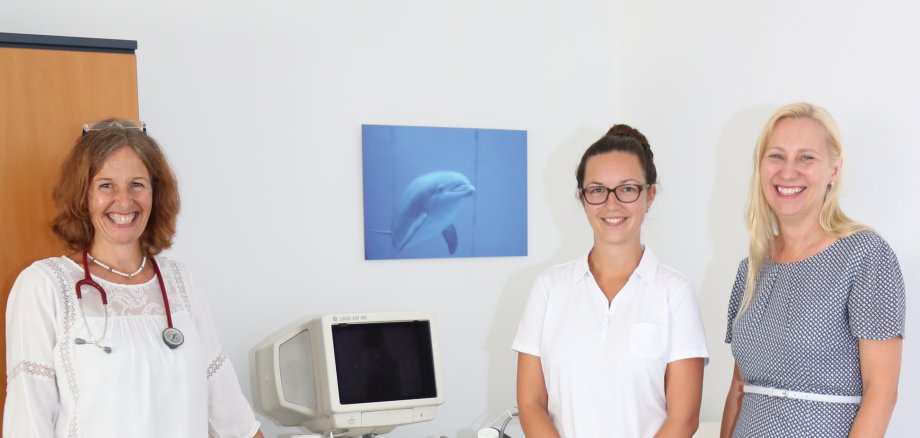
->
[74, 247, 184, 352]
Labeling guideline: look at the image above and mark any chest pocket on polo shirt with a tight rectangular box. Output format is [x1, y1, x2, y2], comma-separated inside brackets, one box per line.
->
[629, 322, 666, 358]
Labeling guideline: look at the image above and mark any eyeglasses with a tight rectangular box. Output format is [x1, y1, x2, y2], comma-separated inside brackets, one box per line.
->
[82, 120, 147, 136]
[580, 183, 651, 205]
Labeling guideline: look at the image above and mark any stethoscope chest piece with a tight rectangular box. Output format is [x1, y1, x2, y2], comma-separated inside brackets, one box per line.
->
[162, 327, 184, 349]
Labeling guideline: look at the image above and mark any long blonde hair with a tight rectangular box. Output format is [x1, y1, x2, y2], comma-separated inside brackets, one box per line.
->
[739, 103, 869, 314]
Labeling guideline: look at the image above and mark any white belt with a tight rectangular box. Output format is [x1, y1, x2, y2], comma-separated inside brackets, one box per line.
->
[743, 385, 862, 404]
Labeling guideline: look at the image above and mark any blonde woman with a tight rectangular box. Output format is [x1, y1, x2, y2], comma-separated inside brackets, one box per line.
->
[721, 103, 905, 437]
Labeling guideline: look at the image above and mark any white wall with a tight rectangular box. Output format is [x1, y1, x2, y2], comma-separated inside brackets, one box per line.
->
[3, 1, 918, 437]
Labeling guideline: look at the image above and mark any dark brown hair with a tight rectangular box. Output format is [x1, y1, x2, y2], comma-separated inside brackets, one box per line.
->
[51, 119, 180, 255]
[575, 123, 657, 188]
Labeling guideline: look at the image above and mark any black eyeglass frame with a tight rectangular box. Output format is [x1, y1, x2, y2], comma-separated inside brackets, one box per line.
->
[580, 183, 652, 205]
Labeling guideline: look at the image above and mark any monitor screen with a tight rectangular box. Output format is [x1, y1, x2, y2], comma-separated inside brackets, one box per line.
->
[250, 311, 444, 436]
[332, 320, 437, 405]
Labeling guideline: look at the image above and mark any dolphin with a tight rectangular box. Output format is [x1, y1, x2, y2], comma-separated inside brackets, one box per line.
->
[381, 171, 476, 254]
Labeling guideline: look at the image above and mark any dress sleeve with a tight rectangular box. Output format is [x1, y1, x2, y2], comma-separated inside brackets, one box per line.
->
[667, 282, 709, 363]
[724, 259, 748, 344]
[848, 237, 906, 340]
[3, 263, 61, 438]
[511, 274, 549, 357]
[181, 266, 261, 438]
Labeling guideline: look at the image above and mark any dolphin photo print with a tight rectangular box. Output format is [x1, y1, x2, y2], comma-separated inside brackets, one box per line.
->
[362, 124, 527, 260]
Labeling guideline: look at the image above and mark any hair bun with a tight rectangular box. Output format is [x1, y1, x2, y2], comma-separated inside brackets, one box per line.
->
[577, 122, 658, 187]
[606, 124, 649, 147]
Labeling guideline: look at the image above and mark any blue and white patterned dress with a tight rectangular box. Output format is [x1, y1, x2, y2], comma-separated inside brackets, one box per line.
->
[726, 230, 905, 437]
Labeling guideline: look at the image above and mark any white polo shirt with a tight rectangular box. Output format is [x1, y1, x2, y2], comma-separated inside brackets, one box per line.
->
[512, 247, 708, 438]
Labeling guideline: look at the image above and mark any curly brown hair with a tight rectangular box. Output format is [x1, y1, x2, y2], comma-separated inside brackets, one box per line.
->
[51, 119, 180, 255]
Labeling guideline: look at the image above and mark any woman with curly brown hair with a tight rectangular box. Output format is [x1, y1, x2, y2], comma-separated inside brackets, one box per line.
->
[4, 120, 264, 437]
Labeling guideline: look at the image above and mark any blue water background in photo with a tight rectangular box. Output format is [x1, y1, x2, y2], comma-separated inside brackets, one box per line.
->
[362, 124, 527, 260]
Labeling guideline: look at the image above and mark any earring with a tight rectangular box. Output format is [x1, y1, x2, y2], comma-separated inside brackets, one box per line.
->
[646, 207, 650, 213]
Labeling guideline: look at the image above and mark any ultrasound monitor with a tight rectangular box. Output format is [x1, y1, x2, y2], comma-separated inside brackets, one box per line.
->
[250, 311, 445, 437]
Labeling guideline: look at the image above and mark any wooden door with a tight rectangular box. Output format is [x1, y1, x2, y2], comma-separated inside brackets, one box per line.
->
[0, 33, 139, 417]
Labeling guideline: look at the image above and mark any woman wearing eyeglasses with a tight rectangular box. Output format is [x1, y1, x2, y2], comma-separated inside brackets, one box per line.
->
[4, 120, 264, 437]
[720, 103, 905, 437]
[513, 125, 708, 437]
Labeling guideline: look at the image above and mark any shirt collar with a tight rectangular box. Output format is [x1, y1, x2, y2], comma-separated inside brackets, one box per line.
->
[571, 246, 659, 284]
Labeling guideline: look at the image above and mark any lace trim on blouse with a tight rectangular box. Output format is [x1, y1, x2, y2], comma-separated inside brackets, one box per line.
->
[67, 257, 190, 318]
[207, 352, 227, 380]
[8, 360, 56, 382]
[42, 258, 81, 438]
[167, 258, 193, 311]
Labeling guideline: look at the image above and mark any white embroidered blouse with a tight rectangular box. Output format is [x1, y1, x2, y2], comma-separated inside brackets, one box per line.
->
[4, 256, 260, 437]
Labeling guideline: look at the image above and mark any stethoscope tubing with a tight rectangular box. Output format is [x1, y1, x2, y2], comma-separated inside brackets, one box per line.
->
[149, 255, 175, 330]
[75, 246, 180, 349]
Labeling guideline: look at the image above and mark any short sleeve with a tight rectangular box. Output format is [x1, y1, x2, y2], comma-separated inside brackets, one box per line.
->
[666, 283, 709, 364]
[177, 263, 260, 438]
[511, 276, 549, 357]
[3, 263, 62, 438]
[724, 259, 749, 344]
[848, 238, 906, 340]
